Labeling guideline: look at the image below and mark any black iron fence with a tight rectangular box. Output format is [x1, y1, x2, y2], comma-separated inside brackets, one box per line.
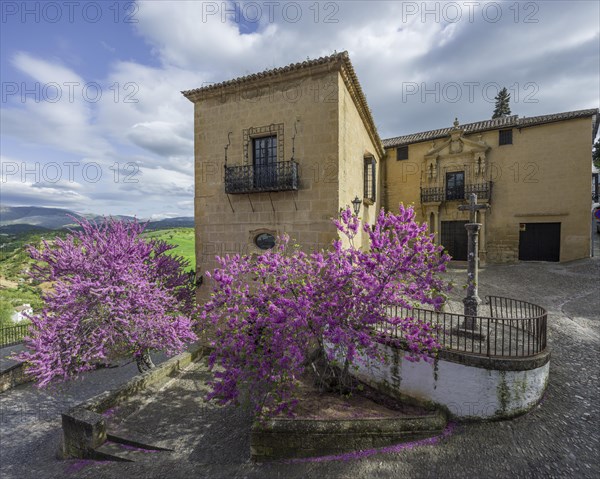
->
[225, 160, 299, 194]
[0, 323, 30, 348]
[377, 295, 547, 358]
[420, 182, 492, 203]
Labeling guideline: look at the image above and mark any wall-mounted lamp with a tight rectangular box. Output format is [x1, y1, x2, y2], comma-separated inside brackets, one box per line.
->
[351, 196, 362, 216]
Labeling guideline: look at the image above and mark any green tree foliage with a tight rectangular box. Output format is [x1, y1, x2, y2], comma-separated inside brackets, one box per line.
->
[492, 87, 512, 119]
[1, 286, 43, 311]
[0, 301, 14, 328]
[593, 138, 600, 169]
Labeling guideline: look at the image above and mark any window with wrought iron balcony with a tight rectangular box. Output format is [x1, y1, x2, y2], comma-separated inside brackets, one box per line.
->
[224, 135, 298, 194]
[420, 171, 492, 204]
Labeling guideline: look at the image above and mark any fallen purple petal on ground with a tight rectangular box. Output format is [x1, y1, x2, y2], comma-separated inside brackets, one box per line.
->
[64, 459, 105, 474]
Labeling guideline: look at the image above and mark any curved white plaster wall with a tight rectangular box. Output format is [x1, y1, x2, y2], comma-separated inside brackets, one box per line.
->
[351, 343, 549, 420]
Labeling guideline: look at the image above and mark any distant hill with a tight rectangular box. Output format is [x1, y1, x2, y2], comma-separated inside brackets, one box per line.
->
[146, 217, 195, 229]
[0, 206, 84, 229]
[0, 224, 53, 235]
[0, 206, 193, 231]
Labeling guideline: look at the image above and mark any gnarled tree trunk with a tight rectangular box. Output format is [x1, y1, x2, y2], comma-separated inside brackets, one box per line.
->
[307, 346, 353, 395]
[136, 349, 155, 373]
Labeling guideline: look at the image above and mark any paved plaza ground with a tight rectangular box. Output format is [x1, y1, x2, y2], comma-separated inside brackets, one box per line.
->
[1, 249, 599, 479]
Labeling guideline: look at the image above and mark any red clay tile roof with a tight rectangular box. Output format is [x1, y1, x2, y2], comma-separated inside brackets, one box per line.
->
[181, 55, 597, 155]
[182, 52, 347, 97]
[383, 108, 599, 148]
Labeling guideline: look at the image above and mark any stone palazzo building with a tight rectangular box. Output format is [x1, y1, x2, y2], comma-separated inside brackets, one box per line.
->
[182, 52, 598, 286]
[385, 110, 598, 262]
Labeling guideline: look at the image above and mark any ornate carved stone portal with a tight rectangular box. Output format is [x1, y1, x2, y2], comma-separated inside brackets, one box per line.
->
[420, 119, 492, 252]
[423, 118, 491, 186]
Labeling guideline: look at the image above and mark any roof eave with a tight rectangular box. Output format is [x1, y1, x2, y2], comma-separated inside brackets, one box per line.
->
[181, 52, 385, 157]
[383, 108, 600, 149]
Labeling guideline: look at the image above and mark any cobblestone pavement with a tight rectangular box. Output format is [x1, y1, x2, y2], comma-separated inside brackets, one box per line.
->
[0, 351, 171, 479]
[1, 255, 598, 479]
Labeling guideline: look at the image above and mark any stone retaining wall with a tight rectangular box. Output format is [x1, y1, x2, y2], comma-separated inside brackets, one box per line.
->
[251, 412, 447, 461]
[62, 345, 206, 459]
[352, 342, 550, 420]
[0, 362, 31, 393]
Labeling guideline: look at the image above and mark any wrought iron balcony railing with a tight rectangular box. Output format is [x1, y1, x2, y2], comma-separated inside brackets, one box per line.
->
[421, 187, 444, 203]
[465, 182, 492, 200]
[446, 186, 465, 200]
[225, 161, 299, 194]
[420, 182, 492, 203]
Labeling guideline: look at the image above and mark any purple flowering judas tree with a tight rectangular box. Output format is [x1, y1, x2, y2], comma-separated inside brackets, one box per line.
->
[17, 218, 197, 387]
[201, 205, 451, 417]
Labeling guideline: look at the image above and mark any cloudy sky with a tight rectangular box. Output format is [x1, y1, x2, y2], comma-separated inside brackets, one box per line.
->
[1, 0, 598, 218]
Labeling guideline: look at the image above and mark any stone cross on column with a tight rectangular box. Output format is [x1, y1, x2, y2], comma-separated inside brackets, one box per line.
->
[459, 192, 489, 224]
[457, 193, 490, 330]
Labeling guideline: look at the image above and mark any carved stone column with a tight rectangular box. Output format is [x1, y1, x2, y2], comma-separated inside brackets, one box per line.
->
[479, 209, 487, 264]
[462, 223, 482, 329]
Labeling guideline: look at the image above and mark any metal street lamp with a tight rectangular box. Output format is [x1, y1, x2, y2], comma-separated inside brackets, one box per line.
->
[351, 196, 362, 216]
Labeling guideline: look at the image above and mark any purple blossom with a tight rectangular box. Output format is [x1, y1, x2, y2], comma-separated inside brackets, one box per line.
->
[15, 217, 197, 387]
[201, 206, 450, 417]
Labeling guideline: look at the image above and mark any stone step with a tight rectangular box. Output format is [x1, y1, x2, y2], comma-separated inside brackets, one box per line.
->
[94, 434, 173, 462]
[251, 410, 448, 461]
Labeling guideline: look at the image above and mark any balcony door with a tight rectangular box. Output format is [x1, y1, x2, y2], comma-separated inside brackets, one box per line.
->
[446, 171, 465, 200]
[253, 135, 277, 189]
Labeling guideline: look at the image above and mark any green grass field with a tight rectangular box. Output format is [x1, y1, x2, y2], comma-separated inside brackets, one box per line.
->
[0, 233, 45, 328]
[143, 228, 196, 269]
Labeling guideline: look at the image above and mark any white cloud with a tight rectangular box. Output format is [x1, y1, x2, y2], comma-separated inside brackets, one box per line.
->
[128, 121, 192, 157]
[0, 177, 89, 207]
[12, 51, 85, 86]
[130, 0, 599, 138]
[149, 211, 186, 220]
[177, 200, 194, 210]
[134, 1, 270, 71]
[1, 0, 598, 217]
[3, 52, 113, 157]
[100, 41, 116, 53]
